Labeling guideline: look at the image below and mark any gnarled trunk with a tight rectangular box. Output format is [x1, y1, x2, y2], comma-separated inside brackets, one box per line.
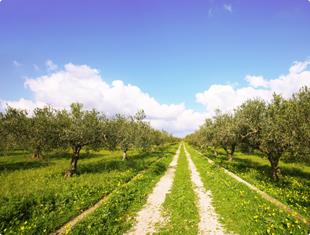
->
[268, 154, 281, 181]
[227, 152, 233, 161]
[122, 149, 128, 161]
[32, 147, 42, 160]
[228, 144, 236, 161]
[223, 147, 232, 160]
[65, 146, 81, 177]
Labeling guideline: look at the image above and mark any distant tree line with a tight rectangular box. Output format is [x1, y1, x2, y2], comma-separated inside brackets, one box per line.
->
[185, 87, 310, 181]
[0, 103, 177, 176]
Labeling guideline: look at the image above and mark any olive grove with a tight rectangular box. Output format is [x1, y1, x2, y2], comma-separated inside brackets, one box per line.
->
[185, 87, 310, 181]
[0, 103, 176, 176]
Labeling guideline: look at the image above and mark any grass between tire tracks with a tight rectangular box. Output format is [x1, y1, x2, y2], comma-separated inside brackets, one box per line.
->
[157, 145, 199, 235]
[186, 144, 310, 235]
[68, 145, 177, 234]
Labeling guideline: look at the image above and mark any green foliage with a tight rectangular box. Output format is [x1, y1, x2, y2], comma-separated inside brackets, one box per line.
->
[0, 107, 29, 150]
[59, 103, 104, 150]
[234, 99, 266, 150]
[28, 106, 59, 158]
[0, 103, 176, 176]
[186, 87, 310, 180]
[287, 87, 310, 160]
[213, 111, 238, 159]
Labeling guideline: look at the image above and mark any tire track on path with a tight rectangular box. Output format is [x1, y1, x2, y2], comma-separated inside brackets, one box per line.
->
[184, 145, 226, 235]
[125, 145, 181, 235]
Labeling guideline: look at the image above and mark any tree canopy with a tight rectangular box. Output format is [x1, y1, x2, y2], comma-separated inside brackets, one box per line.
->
[0, 103, 176, 176]
[185, 87, 310, 181]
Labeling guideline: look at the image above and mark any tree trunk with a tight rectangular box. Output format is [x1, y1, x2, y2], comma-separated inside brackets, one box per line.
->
[122, 149, 128, 161]
[268, 154, 281, 181]
[65, 146, 81, 177]
[223, 147, 231, 160]
[32, 147, 42, 160]
[228, 152, 233, 161]
[228, 144, 236, 161]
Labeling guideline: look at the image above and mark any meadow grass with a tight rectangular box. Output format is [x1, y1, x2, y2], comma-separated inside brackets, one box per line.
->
[186, 144, 309, 235]
[203, 149, 310, 219]
[0, 146, 176, 234]
[158, 145, 199, 235]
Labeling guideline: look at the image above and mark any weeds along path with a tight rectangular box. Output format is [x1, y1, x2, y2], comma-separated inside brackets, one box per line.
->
[193, 148, 310, 226]
[51, 154, 168, 235]
[126, 145, 181, 235]
[184, 145, 225, 235]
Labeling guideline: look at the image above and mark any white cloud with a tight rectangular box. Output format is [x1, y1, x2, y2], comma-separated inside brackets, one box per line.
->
[0, 99, 46, 112]
[245, 75, 269, 88]
[1, 63, 207, 137]
[13, 60, 22, 67]
[2, 59, 310, 136]
[46, 59, 58, 71]
[224, 4, 232, 13]
[289, 60, 310, 74]
[196, 60, 310, 114]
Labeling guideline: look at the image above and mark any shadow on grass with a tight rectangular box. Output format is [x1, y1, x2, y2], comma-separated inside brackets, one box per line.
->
[207, 152, 310, 181]
[0, 151, 103, 172]
[0, 150, 29, 157]
[0, 160, 51, 172]
[0, 148, 175, 174]
[203, 151, 310, 217]
[78, 150, 174, 175]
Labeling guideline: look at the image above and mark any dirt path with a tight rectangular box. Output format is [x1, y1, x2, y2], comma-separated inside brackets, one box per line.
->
[184, 145, 225, 235]
[126, 145, 181, 235]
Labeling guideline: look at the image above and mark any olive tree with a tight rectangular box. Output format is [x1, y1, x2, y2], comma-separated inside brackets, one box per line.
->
[132, 110, 154, 151]
[287, 87, 310, 158]
[1, 107, 29, 150]
[259, 95, 291, 180]
[213, 112, 238, 160]
[116, 114, 136, 160]
[28, 107, 59, 159]
[0, 112, 4, 151]
[60, 103, 104, 177]
[234, 99, 266, 151]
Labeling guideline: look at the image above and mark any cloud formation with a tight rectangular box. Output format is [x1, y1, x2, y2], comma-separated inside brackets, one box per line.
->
[196, 60, 310, 115]
[1, 63, 206, 137]
[46, 59, 58, 71]
[1, 60, 309, 136]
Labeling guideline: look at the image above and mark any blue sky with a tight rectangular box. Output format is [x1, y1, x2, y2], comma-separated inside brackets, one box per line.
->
[0, 0, 310, 136]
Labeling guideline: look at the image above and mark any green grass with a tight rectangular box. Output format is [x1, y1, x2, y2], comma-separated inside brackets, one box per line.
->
[0, 145, 177, 234]
[186, 144, 309, 235]
[69, 145, 178, 235]
[203, 149, 310, 219]
[158, 145, 199, 234]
